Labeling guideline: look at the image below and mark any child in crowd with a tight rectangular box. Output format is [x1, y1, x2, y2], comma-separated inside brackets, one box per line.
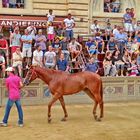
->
[129, 8, 135, 18]
[47, 22, 55, 43]
[46, 9, 55, 23]
[128, 59, 139, 76]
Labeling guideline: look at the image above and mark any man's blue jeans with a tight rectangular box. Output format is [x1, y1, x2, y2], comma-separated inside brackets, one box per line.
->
[65, 30, 73, 40]
[3, 99, 23, 124]
[117, 42, 126, 55]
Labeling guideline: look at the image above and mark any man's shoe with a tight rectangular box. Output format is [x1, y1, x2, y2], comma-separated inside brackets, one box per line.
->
[0, 122, 8, 127]
[18, 124, 24, 127]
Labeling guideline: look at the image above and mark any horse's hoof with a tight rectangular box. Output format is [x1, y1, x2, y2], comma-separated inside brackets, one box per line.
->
[48, 118, 52, 123]
[94, 115, 98, 120]
[96, 118, 102, 122]
[61, 117, 67, 122]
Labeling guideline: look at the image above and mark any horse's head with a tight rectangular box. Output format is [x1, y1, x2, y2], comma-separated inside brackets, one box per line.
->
[23, 65, 38, 86]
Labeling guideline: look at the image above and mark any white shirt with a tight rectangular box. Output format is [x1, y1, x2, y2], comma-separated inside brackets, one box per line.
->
[12, 52, 23, 67]
[27, 26, 37, 39]
[69, 41, 80, 51]
[113, 28, 119, 36]
[32, 50, 43, 66]
[64, 18, 75, 31]
[90, 24, 100, 33]
[47, 14, 55, 22]
[44, 51, 56, 64]
[47, 26, 54, 34]
[134, 24, 140, 31]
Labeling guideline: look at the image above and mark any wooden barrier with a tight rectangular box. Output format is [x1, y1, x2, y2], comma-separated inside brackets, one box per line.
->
[0, 77, 140, 106]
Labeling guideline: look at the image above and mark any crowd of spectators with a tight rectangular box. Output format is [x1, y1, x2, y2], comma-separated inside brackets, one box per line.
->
[0, 8, 140, 78]
[89, 7, 140, 77]
[2, 0, 24, 8]
[0, 10, 83, 78]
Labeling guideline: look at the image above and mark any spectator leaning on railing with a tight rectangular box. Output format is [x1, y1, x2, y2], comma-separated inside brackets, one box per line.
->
[12, 47, 23, 77]
[32, 45, 43, 67]
[56, 53, 69, 72]
[44, 45, 56, 69]
[85, 57, 99, 73]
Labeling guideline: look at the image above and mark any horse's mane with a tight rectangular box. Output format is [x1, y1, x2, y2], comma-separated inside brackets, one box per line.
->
[35, 66, 65, 75]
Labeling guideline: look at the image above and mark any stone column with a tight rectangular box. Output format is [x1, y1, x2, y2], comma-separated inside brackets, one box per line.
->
[136, 0, 140, 20]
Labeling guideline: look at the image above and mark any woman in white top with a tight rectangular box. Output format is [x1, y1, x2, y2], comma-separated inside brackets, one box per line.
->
[44, 45, 56, 69]
[12, 47, 23, 77]
[32, 45, 43, 67]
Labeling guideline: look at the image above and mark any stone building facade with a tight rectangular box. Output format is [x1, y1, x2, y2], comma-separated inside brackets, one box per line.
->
[0, 0, 140, 36]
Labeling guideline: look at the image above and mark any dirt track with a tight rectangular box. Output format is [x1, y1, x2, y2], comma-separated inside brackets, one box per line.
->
[0, 102, 140, 140]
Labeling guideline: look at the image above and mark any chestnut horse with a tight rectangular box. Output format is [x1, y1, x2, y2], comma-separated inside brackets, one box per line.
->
[23, 66, 104, 122]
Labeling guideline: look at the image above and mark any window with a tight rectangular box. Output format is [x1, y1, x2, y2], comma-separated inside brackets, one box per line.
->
[104, 0, 121, 13]
[2, 0, 24, 9]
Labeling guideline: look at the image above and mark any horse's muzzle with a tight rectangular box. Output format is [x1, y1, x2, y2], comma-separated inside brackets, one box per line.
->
[23, 79, 30, 86]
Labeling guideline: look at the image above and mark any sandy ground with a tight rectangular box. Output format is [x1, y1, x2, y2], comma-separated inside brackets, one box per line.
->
[0, 102, 140, 140]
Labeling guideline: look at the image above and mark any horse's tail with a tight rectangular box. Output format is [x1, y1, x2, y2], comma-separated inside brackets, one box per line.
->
[100, 80, 103, 100]
[100, 79, 104, 118]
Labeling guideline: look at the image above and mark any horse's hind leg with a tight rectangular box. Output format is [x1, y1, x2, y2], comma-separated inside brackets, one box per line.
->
[84, 89, 98, 120]
[59, 96, 68, 121]
[93, 101, 98, 120]
[94, 93, 104, 121]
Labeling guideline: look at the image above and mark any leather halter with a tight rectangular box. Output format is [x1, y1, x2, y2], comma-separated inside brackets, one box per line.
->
[28, 69, 38, 81]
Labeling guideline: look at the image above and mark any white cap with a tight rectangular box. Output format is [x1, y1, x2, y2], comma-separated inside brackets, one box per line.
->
[5, 67, 14, 72]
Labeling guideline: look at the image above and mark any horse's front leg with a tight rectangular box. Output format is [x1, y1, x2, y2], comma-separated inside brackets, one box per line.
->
[59, 96, 68, 121]
[48, 92, 61, 123]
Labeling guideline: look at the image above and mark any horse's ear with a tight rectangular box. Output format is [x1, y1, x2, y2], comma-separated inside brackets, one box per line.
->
[28, 62, 32, 68]
[30, 65, 33, 69]
[30, 64, 39, 69]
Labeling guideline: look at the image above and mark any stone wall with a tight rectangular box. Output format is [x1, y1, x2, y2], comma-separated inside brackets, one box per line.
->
[0, 77, 140, 106]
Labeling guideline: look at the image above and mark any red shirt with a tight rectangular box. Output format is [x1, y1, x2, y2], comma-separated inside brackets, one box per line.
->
[0, 39, 8, 49]
[130, 12, 135, 18]
[6, 73, 21, 100]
